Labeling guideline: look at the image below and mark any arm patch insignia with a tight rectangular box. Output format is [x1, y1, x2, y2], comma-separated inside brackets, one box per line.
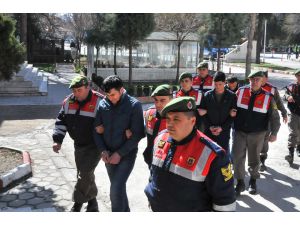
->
[221, 164, 233, 182]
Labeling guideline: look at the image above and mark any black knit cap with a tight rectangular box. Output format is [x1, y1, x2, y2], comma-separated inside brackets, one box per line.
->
[213, 71, 226, 82]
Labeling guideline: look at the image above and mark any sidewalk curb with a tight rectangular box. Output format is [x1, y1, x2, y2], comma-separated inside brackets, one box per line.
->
[226, 63, 295, 75]
[0, 146, 32, 193]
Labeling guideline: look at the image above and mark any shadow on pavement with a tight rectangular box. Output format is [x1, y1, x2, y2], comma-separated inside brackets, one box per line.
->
[237, 167, 300, 212]
[0, 179, 66, 212]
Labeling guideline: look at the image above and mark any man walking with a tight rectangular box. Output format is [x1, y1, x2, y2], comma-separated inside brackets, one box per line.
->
[52, 75, 103, 212]
[284, 69, 300, 165]
[93, 75, 144, 212]
[232, 71, 280, 195]
[200, 71, 237, 154]
[144, 97, 236, 211]
[260, 71, 288, 171]
[143, 84, 173, 167]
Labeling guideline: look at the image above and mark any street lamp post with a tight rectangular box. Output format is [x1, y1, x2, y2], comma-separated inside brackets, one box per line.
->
[263, 19, 267, 63]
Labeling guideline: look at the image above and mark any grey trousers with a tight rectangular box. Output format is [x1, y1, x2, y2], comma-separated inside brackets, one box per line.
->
[288, 113, 300, 149]
[260, 125, 271, 159]
[73, 144, 101, 203]
[232, 130, 266, 180]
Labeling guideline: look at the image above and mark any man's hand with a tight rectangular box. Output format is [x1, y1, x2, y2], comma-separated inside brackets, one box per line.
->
[210, 126, 222, 136]
[283, 116, 288, 124]
[95, 125, 105, 134]
[109, 152, 121, 164]
[287, 96, 295, 103]
[198, 109, 207, 116]
[269, 135, 277, 142]
[230, 109, 237, 117]
[53, 143, 61, 153]
[125, 129, 132, 139]
[101, 151, 110, 163]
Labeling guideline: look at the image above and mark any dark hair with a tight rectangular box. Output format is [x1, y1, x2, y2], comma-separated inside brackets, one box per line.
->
[227, 76, 238, 83]
[184, 110, 196, 118]
[103, 75, 123, 92]
[213, 71, 226, 82]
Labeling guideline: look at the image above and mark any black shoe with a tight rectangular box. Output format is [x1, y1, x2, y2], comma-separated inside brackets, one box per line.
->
[285, 154, 294, 166]
[235, 179, 245, 196]
[86, 198, 99, 212]
[259, 162, 267, 172]
[248, 178, 257, 195]
[70, 202, 83, 212]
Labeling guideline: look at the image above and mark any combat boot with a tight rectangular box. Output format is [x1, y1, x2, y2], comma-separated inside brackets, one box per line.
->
[259, 155, 267, 172]
[235, 179, 245, 196]
[297, 145, 300, 157]
[70, 202, 83, 212]
[248, 178, 257, 195]
[86, 198, 99, 212]
[285, 147, 294, 166]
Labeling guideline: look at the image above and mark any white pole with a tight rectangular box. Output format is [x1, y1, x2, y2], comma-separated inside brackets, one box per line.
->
[263, 20, 267, 63]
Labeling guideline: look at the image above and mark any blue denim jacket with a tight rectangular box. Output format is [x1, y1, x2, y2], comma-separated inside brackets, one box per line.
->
[93, 93, 145, 157]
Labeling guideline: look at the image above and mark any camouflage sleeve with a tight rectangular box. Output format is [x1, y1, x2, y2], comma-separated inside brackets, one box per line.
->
[268, 98, 281, 136]
[283, 85, 292, 101]
[52, 103, 68, 144]
[274, 88, 287, 117]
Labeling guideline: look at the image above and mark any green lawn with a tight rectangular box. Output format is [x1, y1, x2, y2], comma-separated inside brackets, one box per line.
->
[229, 62, 295, 72]
[33, 63, 56, 73]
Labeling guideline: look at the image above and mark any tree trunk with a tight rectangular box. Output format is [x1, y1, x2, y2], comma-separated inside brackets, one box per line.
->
[78, 41, 81, 67]
[95, 46, 99, 75]
[114, 43, 117, 75]
[217, 48, 221, 71]
[20, 14, 28, 60]
[217, 17, 223, 71]
[246, 14, 257, 79]
[176, 42, 181, 83]
[128, 44, 133, 87]
[199, 41, 204, 63]
[255, 14, 264, 64]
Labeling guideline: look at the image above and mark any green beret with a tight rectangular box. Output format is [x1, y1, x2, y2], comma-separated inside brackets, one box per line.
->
[197, 62, 208, 69]
[151, 84, 172, 97]
[248, 71, 264, 78]
[161, 97, 196, 117]
[69, 75, 88, 89]
[179, 72, 193, 81]
[294, 69, 300, 76]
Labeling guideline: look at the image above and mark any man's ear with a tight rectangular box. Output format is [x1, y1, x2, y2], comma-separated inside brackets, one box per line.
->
[120, 87, 125, 93]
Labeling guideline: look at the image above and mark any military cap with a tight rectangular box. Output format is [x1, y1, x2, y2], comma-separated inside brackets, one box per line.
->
[227, 75, 238, 83]
[213, 71, 226, 82]
[161, 97, 196, 117]
[262, 71, 268, 77]
[151, 84, 173, 97]
[179, 72, 193, 81]
[69, 75, 89, 89]
[294, 69, 300, 76]
[248, 71, 264, 78]
[197, 61, 208, 69]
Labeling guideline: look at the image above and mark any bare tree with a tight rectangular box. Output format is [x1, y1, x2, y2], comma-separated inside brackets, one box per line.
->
[65, 14, 94, 66]
[155, 14, 203, 82]
[246, 14, 257, 78]
[284, 14, 300, 43]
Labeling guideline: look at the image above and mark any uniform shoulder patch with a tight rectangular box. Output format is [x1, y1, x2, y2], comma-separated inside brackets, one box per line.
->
[199, 135, 225, 156]
[221, 163, 233, 182]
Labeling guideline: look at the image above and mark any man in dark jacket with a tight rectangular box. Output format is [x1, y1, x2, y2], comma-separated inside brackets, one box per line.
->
[93, 75, 145, 212]
[284, 69, 300, 165]
[200, 71, 237, 154]
[52, 75, 104, 212]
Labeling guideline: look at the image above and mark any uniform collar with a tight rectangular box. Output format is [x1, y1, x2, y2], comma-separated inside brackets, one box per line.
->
[168, 127, 197, 146]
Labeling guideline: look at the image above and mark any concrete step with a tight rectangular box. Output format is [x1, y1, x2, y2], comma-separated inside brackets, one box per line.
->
[0, 92, 41, 96]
